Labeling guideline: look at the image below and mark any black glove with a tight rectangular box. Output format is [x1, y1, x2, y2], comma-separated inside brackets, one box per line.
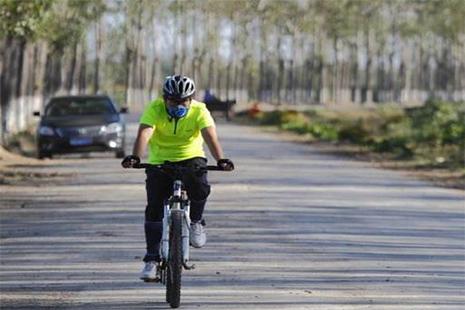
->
[217, 158, 234, 171]
[121, 155, 140, 168]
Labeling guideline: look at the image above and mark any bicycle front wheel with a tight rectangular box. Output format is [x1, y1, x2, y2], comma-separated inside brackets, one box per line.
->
[166, 210, 183, 308]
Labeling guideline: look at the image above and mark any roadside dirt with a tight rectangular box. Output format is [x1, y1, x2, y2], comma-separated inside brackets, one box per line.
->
[0, 146, 75, 185]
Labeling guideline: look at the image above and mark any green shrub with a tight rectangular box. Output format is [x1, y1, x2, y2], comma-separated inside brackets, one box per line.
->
[308, 123, 339, 141]
[280, 110, 304, 124]
[338, 119, 371, 144]
[408, 100, 465, 146]
[281, 122, 309, 134]
[254, 100, 464, 169]
[372, 136, 414, 158]
[259, 110, 283, 125]
[364, 115, 412, 158]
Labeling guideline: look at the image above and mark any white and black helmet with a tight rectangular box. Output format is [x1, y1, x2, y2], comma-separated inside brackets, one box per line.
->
[163, 75, 196, 99]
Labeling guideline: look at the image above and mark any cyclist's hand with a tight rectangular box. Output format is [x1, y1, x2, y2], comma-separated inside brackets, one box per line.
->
[217, 158, 234, 171]
[121, 155, 140, 168]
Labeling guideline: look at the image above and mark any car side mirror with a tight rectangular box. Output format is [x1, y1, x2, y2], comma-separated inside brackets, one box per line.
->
[120, 107, 128, 114]
[33, 111, 41, 117]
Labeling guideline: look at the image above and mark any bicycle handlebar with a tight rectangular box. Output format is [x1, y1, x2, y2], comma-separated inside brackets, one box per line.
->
[132, 163, 228, 171]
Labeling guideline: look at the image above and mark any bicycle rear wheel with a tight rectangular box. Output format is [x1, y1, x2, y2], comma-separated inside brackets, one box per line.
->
[166, 211, 183, 308]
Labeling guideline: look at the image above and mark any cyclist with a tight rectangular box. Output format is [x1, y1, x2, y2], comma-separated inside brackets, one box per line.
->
[121, 75, 234, 281]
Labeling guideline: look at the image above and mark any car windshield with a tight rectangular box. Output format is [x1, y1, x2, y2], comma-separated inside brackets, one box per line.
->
[45, 98, 115, 116]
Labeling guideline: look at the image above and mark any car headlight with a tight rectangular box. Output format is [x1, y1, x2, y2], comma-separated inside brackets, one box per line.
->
[38, 126, 55, 136]
[100, 122, 122, 134]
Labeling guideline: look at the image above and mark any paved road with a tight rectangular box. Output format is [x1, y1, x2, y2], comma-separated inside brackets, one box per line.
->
[1, 119, 464, 309]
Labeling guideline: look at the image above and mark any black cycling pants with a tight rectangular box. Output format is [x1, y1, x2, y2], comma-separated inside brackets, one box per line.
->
[144, 157, 211, 222]
[143, 157, 211, 262]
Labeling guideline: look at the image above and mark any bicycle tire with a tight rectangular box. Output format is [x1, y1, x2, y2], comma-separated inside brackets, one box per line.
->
[166, 211, 183, 308]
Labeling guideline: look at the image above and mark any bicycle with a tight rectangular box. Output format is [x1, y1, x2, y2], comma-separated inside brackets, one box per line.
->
[133, 162, 228, 308]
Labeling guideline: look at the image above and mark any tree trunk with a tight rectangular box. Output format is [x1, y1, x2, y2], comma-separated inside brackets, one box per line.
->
[78, 43, 87, 93]
[1, 37, 24, 143]
[0, 38, 5, 143]
[207, 56, 214, 89]
[257, 58, 265, 102]
[374, 47, 384, 103]
[288, 59, 295, 104]
[216, 68, 222, 99]
[315, 55, 323, 104]
[316, 31, 326, 104]
[15, 40, 26, 99]
[65, 42, 78, 92]
[34, 41, 48, 111]
[149, 55, 159, 98]
[93, 20, 102, 94]
[226, 13, 236, 101]
[239, 56, 249, 102]
[233, 58, 239, 102]
[225, 63, 231, 100]
[124, 42, 131, 105]
[18, 43, 34, 130]
[304, 58, 312, 104]
[363, 27, 372, 104]
[350, 42, 358, 103]
[332, 36, 339, 104]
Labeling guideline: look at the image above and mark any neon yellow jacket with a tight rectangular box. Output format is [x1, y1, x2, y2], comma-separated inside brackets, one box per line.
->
[139, 98, 215, 164]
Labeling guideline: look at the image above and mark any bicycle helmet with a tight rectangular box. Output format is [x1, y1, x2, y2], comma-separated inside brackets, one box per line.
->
[163, 75, 196, 99]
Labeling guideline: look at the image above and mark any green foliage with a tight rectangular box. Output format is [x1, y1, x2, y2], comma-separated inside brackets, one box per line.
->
[260, 109, 339, 141]
[314, 0, 360, 40]
[280, 111, 312, 135]
[0, 0, 105, 48]
[306, 122, 339, 141]
[396, 0, 465, 42]
[37, 0, 106, 50]
[259, 110, 283, 126]
[421, 0, 465, 42]
[338, 119, 371, 144]
[0, 0, 52, 39]
[254, 100, 465, 169]
[371, 118, 414, 158]
[407, 100, 465, 146]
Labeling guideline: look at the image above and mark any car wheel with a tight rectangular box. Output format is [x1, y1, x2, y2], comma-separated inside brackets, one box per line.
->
[38, 151, 52, 159]
[115, 149, 125, 158]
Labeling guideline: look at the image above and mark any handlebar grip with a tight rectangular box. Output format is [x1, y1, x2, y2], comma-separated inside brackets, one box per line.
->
[206, 165, 224, 171]
[132, 163, 151, 169]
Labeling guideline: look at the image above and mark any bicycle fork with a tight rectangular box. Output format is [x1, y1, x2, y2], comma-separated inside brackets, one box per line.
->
[181, 203, 194, 269]
[161, 180, 194, 269]
[161, 203, 171, 261]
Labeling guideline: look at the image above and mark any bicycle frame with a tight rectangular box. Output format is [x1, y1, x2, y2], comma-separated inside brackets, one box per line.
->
[133, 162, 223, 266]
[161, 180, 192, 265]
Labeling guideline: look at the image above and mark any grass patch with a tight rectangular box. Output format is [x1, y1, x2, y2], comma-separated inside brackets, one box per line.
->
[245, 100, 465, 180]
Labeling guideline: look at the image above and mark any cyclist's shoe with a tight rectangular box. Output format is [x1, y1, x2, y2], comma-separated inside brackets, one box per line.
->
[140, 261, 160, 282]
[190, 221, 207, 248]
